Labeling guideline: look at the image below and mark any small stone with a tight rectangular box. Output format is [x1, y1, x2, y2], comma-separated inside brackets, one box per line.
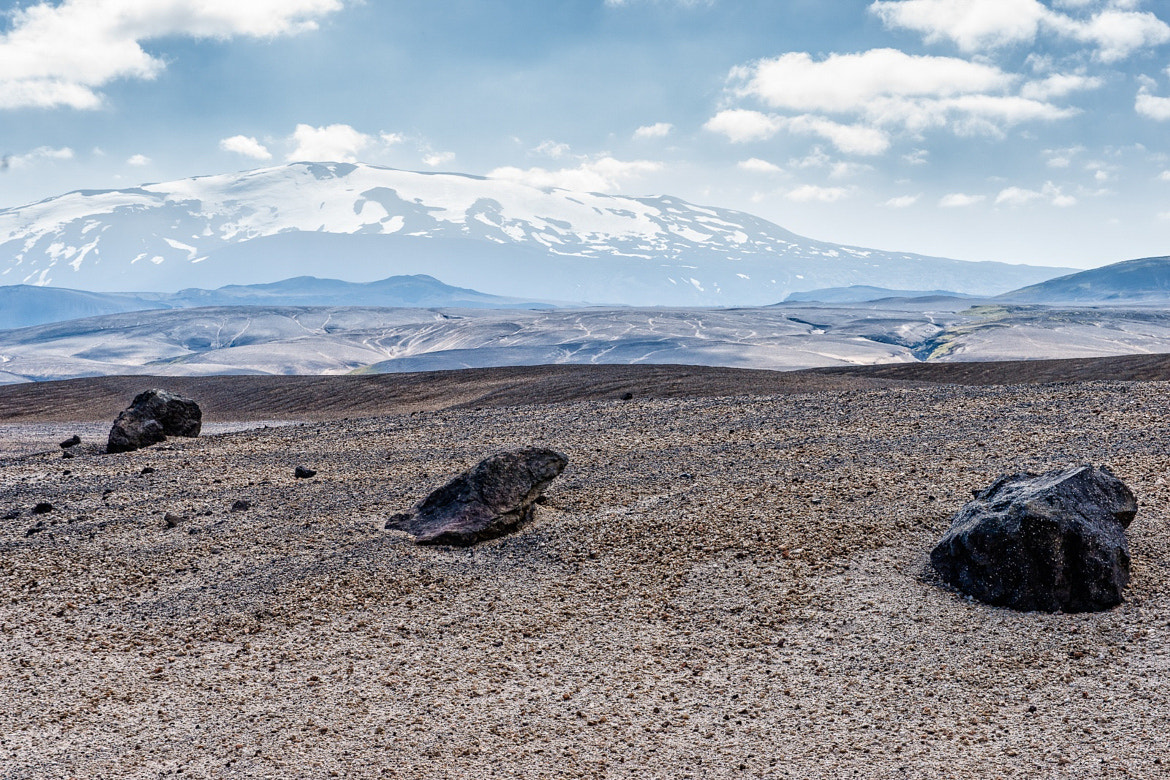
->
[163, 513, 183, 529]
[231, 500, 250, 512]
[59, 435, 81, 449]
[32, 502, 53, 515]
[188, 526, 203, 535]
[62, 451, 74, 460]
[25, 523, 46, 537]
[2, 510, 20, 520]
[140, 467, 155, 475]
[294, 466, 317, 479]
[621, 392, 634, 401]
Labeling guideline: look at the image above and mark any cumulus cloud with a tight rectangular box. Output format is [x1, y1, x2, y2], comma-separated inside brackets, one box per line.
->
[488, 157, 662, 193]
[870, 0, 1170, 61]
[883, 194, 921, 207]
[219, 135, 272, 160]
[785, 185, 854, 203]
[716, 48, 1078, 151]
[127, 153, 150, 166]
[287, 123, 371, 162]
[870, 0, 1050, 51]
[380, 132, 405, 146]
[1019, 72, 1103, 100]
[737, 158, 783, 174]
[994, 182, 1077, 206]
[706, 109, 890, 155]
[704, 110, 784, 143]
[634, 122, 674, 139]
[422, 151, 456, 167]
[0, 0, 344, 110]
[939, 192, 986, 207]
[1136, 90, 1170, 120]
[2, 145, 74, 170]
[533, 140, 571, 159]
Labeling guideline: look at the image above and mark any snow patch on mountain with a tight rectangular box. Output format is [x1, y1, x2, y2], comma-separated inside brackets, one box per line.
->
[0, 162, 1070, 305]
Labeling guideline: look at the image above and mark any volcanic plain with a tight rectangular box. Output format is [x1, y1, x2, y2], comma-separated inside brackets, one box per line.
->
[1, 362, 1168, 778]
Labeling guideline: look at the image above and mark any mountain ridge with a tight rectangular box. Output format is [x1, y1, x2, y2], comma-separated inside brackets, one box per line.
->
[0, 162, 1070, 306]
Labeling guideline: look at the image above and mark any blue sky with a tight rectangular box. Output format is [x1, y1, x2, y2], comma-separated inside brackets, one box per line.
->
[1, 0, 1168, 269]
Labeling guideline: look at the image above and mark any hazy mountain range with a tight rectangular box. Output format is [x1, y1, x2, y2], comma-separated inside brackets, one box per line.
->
[0, 274, 544, 330]
[0, 162, 1070, 306]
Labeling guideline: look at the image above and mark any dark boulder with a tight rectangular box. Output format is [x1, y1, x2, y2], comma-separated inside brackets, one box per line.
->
[931, 465, 1136, 613]
[294, 465, 317, 479]
[59, 435, 81, 449]
[107, 389, 202, 454]
[387, 448, 568, 545]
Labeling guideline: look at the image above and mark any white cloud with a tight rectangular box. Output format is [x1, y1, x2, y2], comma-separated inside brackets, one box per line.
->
[380, 132, 405, 146]
[995, 181, 1077, 207]
[733, 49, 1011, 114]
[884, 194, 920, 208]
[219, 135, 272, 160]
[2, 145, 74, 170]
[533, 140, 572, 159]
[127, 153, 150, 166]
[870, 0, 1050, 51]
[704, 109, 783, 142]
[781, 115, 891, 155]
[706, 108, 889, 155]
[1020, 73, 1103, 100]
[488, 157, 662, 193]
[0, 0, 344, 110]
[870, 0, 1170, 61]
[1136, 90, 1170, 120]
[1058, 9, 1170, 63]
[634, 122, 673, 139]
[785, 184, 854, 203]
[287, 123, 372, 162]
[738, 158, 783, 174]
[1159, 170, 1170, 181]
[903, 149, 930, 165]
[939, 192, 986, 207]
[721, 49, 1077, 146]
[422, 151, 456, 167]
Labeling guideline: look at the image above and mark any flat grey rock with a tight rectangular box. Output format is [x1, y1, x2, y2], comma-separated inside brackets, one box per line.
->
[387, 448, 568, 545]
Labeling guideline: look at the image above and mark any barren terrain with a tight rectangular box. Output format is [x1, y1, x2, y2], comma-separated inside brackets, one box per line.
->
[1, 362, 1169, 778]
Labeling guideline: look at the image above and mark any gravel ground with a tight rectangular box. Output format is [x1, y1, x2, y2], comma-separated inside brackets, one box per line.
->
[1, 380, 1168, 778]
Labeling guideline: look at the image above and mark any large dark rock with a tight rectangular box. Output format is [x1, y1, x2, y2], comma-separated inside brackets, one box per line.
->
[107, 389, 202, 454]
[387, 448, 568, 545]
[931, 465, 1136, 613]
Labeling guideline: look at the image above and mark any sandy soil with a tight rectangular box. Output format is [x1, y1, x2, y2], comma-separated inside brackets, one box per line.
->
[1, 367, 1169, 778]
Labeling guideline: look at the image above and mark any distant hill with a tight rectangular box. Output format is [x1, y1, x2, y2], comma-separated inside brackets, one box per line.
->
[1000, 256, 1170, 303]
[0, 274, 545, 330]
[0, 285, 170, 330]
[783, 285, 972, 303]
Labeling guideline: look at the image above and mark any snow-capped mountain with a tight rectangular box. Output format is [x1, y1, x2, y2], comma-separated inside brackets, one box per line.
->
[0, 162, 1069, 305]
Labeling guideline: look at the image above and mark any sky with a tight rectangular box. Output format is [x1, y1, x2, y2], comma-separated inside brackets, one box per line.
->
[1, 0, 1169, 270]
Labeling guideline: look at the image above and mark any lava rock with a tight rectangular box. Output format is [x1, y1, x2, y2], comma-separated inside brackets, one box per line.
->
[621, 392, 634, 401]
[107, 389, 202, 454]
[59, 435, 81, 449]
[62, 451, 75, 460]
[32, 502, 53, 515]
[387, 448, 568, 545]
[931, 464, 1136, 613]
[294, 466, 317, 479]
[231, 500, 250, 512]
[163, 512, 183, 529]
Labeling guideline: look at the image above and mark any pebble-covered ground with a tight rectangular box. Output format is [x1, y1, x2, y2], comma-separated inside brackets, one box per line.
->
[1, 380, 1169, 778]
